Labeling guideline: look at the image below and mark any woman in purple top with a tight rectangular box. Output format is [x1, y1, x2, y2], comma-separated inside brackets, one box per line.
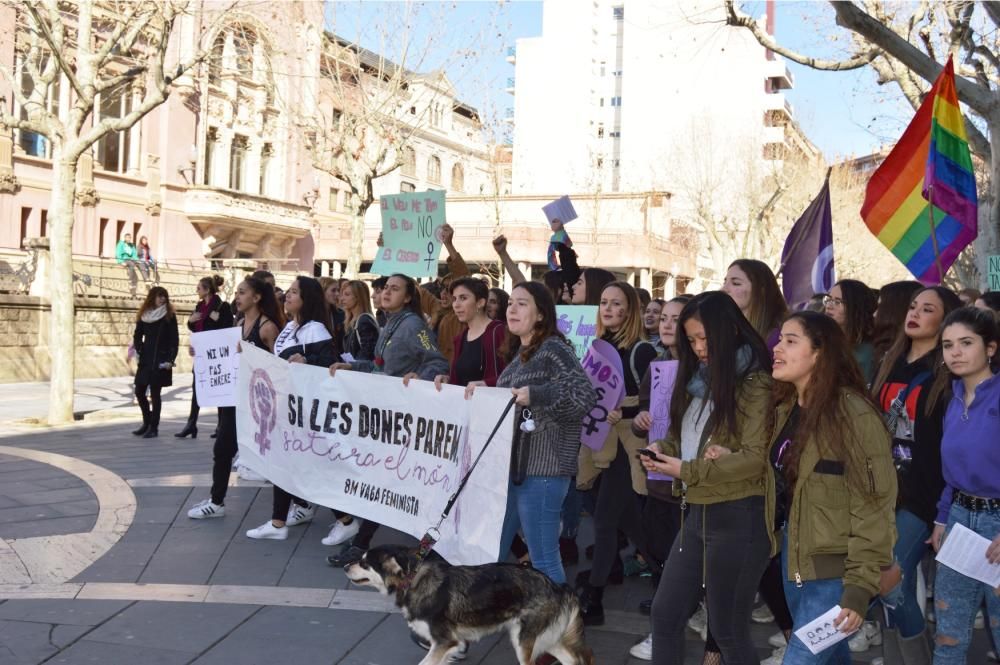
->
[721, 259, 788, 354]
[928, 307, 1000, 664]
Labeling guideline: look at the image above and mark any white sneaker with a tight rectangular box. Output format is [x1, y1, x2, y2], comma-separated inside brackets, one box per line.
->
[246, 521, 288, 540]
[767, 631, 787, 648]
[760, 645, 786, 665]
[629, 634, 652, 661]
[848, 620, 881, 652]
[975, 610, 985, 629]
[687, 603, 707, 635]
[752, 603, 775, 624]
[285, 503, 316, 526]
[187, 499, 224, 519]
[321, 519, 360, 546]
[987, 649, 998, 661]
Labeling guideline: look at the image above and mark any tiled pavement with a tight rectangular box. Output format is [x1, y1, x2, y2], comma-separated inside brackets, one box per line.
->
[0, 380, 993, 664]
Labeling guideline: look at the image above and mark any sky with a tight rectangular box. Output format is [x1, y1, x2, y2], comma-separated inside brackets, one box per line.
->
[325, 1, 911, 161]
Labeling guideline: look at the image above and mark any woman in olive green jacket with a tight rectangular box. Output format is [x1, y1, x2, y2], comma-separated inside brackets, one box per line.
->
[761, 311, 896, 664]
[640, 292, 774, 665]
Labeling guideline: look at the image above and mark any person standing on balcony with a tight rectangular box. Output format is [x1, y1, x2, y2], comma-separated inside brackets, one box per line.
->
[131, 287, 178, 439]
[175, 275, 232, 439]
[136, 236, 159, 283]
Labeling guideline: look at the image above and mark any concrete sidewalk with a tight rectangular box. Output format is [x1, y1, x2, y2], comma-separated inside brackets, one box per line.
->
[0, 413, 989, 664]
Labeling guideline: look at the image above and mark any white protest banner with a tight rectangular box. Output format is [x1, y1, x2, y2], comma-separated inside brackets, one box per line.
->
[236, 344, 514, 565]
[542, 195, 578, 224]
[372, 190, 446, 278]
[190, 328, 241, 407]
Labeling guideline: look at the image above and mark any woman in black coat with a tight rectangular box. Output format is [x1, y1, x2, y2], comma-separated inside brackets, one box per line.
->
[132, 286, 179, 438]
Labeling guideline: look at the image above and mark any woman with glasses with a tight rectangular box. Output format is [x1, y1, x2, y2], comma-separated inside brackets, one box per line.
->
[824, 279, 878, 384]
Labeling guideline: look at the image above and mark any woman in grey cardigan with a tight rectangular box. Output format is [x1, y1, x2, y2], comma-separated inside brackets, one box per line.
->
[468, 281, 596, 584]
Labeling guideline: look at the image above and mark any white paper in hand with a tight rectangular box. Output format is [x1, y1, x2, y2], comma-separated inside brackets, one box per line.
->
[936, 522, 1000, 587]
[340, 353, 355, 363]
[793, 605, 856, 655]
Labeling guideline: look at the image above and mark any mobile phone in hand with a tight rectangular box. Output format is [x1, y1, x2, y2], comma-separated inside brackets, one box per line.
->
[637, 448, 660, 460]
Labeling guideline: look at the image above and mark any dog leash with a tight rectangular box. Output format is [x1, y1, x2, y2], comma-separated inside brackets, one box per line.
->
[403, 396, 517, 586]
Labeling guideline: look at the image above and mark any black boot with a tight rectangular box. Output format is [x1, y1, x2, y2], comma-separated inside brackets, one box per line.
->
[133, 402, 150, 436]
[175, 421, 198, 438]
[577, 583, 605, 626]
[143, 408, 160, 438]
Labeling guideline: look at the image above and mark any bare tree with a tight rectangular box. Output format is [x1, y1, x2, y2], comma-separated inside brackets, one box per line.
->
[725, 0, 1000, 285]
[0, 0, 232, 424]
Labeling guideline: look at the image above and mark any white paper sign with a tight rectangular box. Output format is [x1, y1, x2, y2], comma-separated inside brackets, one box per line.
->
[793, 605, 856, 655]
[936, 523, 1000, 587]
[191, 328, 241, 407]
[236, 344, 515, 565]
[542, 195, 578, 224]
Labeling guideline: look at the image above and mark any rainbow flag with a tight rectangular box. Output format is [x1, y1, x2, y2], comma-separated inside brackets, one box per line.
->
[861, 56, 977, 285]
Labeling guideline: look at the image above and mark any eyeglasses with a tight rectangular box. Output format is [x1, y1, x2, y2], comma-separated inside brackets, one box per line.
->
[823, 296, 844, 307]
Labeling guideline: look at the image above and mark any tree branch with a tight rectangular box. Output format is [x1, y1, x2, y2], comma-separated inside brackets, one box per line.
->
[724, 0, 879, 70]
[24, 0, 85, 100]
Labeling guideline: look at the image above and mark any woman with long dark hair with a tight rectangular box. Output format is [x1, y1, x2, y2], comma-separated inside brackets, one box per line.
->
[576, 281, 658, 625]
[131, 286, 178, 438]
[865, 286, 962, 660]
[872, 280, 923, 363]
[929, 307, 1000, 664]
[136, 235, 159, 282]
[176, 275, 232, 438]
[639, 291, 773, 665]
[763, 311, 896, 664]
[325, 273, 449, 566]
[722, 258, 788, 349]
[434, 277, 506, 389]
[825, 279, 878, 383]
[187, 277, 283, 519]
[487, 287, 510, 325]
[470, 281, 596, 584]
[570, 267, 615, 306]
[246, 276, 335, 540]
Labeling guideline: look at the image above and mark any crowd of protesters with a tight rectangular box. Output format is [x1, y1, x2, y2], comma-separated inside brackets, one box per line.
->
[128, 224, 1000, 665]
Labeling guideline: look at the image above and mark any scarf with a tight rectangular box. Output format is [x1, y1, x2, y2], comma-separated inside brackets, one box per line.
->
[141, 304, 168, 323]
[687, 344, 756, 398]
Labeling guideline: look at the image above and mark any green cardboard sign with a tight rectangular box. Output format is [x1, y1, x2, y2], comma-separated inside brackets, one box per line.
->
[372, 190, 446, 278]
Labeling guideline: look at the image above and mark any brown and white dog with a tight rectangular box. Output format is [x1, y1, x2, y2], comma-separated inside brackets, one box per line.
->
[344, 545, 595, 665]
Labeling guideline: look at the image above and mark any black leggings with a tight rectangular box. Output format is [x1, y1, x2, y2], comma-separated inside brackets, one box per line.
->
[210, 407, 237, 505]
[271, 487, 309, 522]
[642, 495, 682, 568]
[650, 496, 771, 665]
[135, 383, 162, 424]
[589, 441, 647, 587]
[353, 519, 380, 550]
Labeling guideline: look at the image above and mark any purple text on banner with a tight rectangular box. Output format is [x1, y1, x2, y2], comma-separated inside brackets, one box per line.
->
[648, 360, 679, 480]
[580, 339, 625, 451]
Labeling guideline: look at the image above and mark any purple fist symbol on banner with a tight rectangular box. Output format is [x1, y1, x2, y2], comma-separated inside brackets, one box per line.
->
[249, 368, 277, 456]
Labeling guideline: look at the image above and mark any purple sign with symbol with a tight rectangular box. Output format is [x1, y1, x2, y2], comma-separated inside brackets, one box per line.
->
[647, 360, 678, 480]
[580, 339, 625, 451]
[249, 368, 277, 456]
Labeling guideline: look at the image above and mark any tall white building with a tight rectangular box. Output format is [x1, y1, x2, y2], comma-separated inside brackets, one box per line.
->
[509, 0, 809, 287]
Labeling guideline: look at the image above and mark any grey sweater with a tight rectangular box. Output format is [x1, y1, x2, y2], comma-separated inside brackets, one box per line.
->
[498, 335, 597, 477]
[349, 310, 449, 380]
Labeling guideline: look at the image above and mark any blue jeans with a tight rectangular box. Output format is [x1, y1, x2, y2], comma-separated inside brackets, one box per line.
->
[781, 531, 852, 665]
[933, 502, 1000, 665]
[882, 508, 932, 637]
[498, 475, 571, 584]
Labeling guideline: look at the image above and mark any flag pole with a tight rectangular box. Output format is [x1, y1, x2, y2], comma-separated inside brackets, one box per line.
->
[927, 185, 945, 284]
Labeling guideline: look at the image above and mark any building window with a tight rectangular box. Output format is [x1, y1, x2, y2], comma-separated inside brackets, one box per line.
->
[208, 33, 225, 85]
[259, 143, 273, 196]
[613, 6, 624, 19]
[599, 97, 604, 107]
[331, 108, 343, 131]
[400, 181, 415, 193]
[203, 127, 218, 185]
[401, 147, 416, 177]
[96, 86, 133, 173]
[17, 64, 60, 158]
[610, 131, 620, 138]
[427, 155, 441, 184]
[329, 189, 340, 212]
[610, 96, 622, 107]
[451, 163, 464, 192]
[597, 124, 604, 138]
[230, 134, 248, 191]
[233, 29, 255, 77]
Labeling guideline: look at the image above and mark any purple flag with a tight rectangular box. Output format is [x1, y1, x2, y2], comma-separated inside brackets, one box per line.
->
[579, 339, 625, 451]
[647, 360, 678, 481]
[780, 176, 835, 310]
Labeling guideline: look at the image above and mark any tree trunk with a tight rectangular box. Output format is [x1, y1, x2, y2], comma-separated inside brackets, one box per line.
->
[47, 149, 79, 424]
[344, 204, 369, 278]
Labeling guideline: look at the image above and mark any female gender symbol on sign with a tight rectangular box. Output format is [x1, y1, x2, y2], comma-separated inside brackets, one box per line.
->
[424, 241, 436, 270]
[249, 368, 277, 456]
